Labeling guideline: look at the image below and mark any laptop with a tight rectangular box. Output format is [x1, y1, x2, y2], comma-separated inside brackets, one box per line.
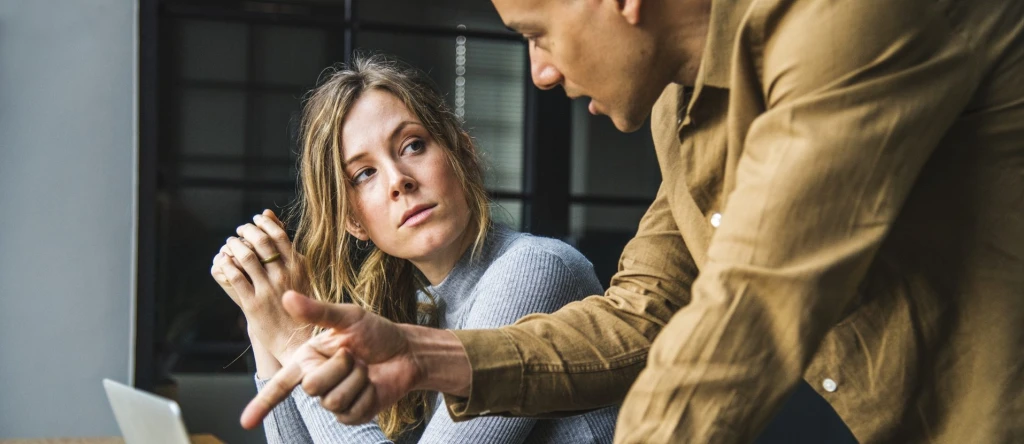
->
[102, 378, 192, 444]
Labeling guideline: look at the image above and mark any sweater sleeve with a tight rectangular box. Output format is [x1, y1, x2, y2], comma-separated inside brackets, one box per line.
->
[254, 374, 315, 444]
[255, 238, 608, 444]
[258, 373, 396, 443]
[415, 241, 605, 444]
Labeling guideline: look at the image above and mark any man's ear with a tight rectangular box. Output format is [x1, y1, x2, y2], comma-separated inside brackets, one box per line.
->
[345, 218, 369, 241]
[617, 0, 643, 25]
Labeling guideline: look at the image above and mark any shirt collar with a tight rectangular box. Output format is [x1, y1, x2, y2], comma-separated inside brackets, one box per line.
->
[697, 0, 755, 89]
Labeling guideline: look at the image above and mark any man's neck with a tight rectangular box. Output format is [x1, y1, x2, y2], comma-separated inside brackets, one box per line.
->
[663, 0, 713, 86]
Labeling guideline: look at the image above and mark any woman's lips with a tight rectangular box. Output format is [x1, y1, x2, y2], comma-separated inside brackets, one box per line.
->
[401, 205, 436, 227]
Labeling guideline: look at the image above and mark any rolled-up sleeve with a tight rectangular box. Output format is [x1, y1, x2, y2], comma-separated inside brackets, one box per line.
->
[614, 0, 979, 442]
[447, 183, 699, 418]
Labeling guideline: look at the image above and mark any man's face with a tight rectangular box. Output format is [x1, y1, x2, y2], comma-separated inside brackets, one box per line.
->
[492, 0, 668, 132]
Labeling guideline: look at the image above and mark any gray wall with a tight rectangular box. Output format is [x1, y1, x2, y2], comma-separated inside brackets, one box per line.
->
[0, 0, 137, 438]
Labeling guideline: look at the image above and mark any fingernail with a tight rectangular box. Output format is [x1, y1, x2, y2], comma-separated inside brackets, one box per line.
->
[253, 214, 262, 223]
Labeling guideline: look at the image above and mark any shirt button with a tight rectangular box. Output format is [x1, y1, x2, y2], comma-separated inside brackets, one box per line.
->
[822, 378, 838, 393]
[710, 212, 722, 228]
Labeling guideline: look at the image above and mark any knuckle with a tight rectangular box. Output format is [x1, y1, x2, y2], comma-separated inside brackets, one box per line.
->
[254, 235, 274, 250]
[301, 378, 323, 397]
[236, 248, 256, 263]
[352, 364, 367, 381]
[271, 231, 290, 244]
[334, 413, 353, 425]
[337, 412, 362, 426]
[340, 355, 354, 373]
[301, 381, 318, 397]
[348, 405, 369, 423]
[320, 394, 341, 412]
[227, 272, 246, 286]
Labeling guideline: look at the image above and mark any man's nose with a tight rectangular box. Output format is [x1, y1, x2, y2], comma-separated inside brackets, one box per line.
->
[530, 45, 563, 90]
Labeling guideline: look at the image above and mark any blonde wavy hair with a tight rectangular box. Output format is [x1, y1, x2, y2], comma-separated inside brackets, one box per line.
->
[289, 54, 490, 439]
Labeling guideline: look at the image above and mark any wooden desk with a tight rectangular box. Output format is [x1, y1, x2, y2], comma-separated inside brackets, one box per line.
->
[0, 434, 222, 444]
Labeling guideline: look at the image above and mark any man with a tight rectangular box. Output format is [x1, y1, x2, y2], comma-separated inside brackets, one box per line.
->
[243, 0, 1024, 442]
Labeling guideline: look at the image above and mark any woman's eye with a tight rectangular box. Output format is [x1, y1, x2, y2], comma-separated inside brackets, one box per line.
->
[352, 168, 376, 184]
[402, 139, 426, 155]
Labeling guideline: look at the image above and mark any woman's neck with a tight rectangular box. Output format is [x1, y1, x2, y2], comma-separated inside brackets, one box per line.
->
[410, 223, 480, 287]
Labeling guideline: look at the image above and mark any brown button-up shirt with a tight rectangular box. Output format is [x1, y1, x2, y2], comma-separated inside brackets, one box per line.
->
[447, 0, 1024, 442]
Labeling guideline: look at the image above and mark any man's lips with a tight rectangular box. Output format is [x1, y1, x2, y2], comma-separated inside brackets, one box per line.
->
[567, 93, 600, 116]
[400, 204, 437, 227]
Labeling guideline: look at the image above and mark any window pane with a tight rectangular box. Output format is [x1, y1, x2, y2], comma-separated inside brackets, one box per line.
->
[252, 25, 330, 86]
[174, 19, 248, 82]
[158, 188, 297, 372]
[252, 92, 304, 159]
[175, 91, 300, 181]
[492, 199, 523, 231]
[463, 39, 525, 193]
[358, 0, 510, 33]
[357, 32, 525, 192]
[177, 89, 246, 157]
[570, 99, 660, 198]
[569, 203, 650, 287]
[570, 203, 648, 238]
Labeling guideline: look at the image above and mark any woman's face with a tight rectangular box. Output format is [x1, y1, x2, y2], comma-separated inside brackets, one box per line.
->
[341, 89, 473, 266]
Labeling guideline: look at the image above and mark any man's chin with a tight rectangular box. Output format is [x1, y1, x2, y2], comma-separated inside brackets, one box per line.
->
[609, 113, 648, 133]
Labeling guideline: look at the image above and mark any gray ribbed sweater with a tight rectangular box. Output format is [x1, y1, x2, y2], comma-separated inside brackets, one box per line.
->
[255, 225, 620, 443]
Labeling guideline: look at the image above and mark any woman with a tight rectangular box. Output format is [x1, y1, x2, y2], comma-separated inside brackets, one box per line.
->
[210, 54, 619, 443]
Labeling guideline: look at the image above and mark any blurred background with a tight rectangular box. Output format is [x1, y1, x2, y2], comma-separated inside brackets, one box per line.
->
[0, 0, 854, 442]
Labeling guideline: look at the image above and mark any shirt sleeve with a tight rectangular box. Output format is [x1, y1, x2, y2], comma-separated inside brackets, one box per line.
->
[615, 0, 979, 442]
[446, 182, 698, 417]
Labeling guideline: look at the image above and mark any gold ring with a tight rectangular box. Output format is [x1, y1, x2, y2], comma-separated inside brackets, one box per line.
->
[259, 253, 281, 264]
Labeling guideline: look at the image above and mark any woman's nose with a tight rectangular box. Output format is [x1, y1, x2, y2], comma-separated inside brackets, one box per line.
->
[390, 174, 417, 199]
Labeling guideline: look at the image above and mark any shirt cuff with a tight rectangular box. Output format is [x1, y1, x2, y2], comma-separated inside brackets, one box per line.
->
[443, 328, 524, 420]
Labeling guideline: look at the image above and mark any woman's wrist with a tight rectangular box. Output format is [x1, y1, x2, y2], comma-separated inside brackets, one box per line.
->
[276, 324, 313, 364]
[249, 329, 283, 380]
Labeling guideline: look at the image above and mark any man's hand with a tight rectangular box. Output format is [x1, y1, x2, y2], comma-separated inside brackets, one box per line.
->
[240, 290, 471, 429]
